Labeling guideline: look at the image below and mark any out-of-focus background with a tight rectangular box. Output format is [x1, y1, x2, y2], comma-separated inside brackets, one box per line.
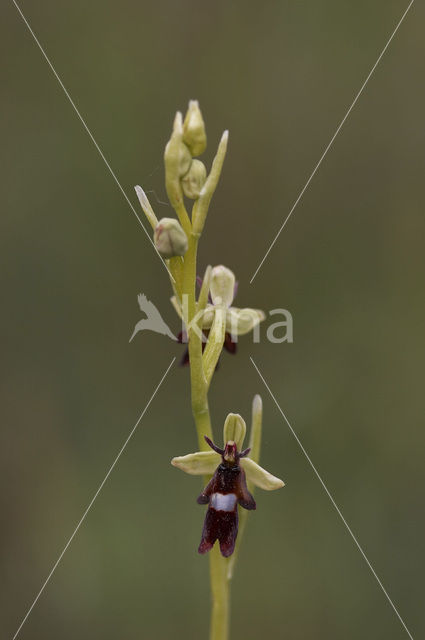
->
[1, 1, 424, 638]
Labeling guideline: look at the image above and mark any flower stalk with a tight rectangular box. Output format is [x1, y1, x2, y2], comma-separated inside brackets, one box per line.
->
[134, 101, 283, 640]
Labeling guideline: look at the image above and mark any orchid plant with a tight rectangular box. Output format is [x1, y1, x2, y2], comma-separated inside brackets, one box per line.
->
[133, 101, 284, 640]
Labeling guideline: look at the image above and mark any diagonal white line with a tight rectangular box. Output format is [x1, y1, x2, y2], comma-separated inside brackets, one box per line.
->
[11, 0, 175, 282]
[12, 357, 176, 640]
[250, 357, 414, 640]
[250, 0, 415, 284]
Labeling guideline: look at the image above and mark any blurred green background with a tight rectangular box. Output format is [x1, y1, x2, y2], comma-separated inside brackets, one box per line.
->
[1, 1, 424, 638]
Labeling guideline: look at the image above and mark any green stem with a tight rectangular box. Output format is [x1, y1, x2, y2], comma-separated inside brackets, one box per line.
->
[183, 233, 212, 449]
[209, 547, 230, 640]
[182, 232, 230, 639]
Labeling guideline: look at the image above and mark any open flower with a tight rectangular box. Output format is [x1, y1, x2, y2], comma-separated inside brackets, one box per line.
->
[171, 265, 266, 341]
[171, 413, 284, 557]
[172, 412, 284, 488]
[176, 272, 238, 366]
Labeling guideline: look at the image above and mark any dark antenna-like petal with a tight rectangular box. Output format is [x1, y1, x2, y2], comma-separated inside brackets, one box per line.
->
[204, 435, 224, 455]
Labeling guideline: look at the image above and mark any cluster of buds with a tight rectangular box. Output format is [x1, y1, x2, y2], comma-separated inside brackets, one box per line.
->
[163, 100, 208, 212]
[135, 101, 227, 261]
[134, 102, 267, 370]
[166, 100, 228, 240]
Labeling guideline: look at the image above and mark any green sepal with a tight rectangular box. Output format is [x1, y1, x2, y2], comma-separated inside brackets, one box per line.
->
[241, 457, 284, 490]
[223, 413, 246, 450]
[171, 450, 220, 475]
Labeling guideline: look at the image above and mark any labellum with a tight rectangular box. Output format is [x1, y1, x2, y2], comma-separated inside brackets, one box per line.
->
[197, 436, 256, 557]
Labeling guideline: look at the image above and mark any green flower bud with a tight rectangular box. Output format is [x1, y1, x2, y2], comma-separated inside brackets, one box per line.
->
[164, 138, 192, 178]
[183, 100, 207, 156]
[154, 218, 188, 258]
[181, 159, 207, 199]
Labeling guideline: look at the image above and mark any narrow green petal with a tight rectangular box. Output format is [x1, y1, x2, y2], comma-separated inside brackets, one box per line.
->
[134, 185, 158, 230]
[223, 413, 246, 450]
[241, 457, 284, 490]
[171, 451, 220, 475]
[225, 307, 266, 336]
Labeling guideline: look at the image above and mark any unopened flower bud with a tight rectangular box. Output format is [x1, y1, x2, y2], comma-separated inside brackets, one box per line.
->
[183, 100, 207, 157]
[181, 159, 207, 199]
[164, 138, 192, 178]
[210, 265, 235, 307]
[154, 218, 188, 258]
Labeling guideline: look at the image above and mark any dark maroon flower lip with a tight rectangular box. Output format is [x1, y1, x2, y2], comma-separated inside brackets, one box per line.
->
[197, 435, 256, 557]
